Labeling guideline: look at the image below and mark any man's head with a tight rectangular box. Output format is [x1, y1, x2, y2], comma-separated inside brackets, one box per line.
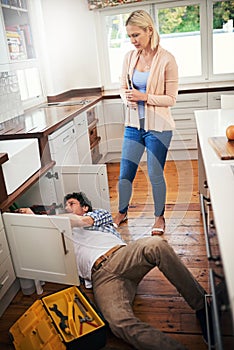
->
[64, 192, 93, 215]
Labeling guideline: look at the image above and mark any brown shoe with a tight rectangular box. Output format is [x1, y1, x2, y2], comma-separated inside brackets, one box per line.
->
[113, 212, 128, 228]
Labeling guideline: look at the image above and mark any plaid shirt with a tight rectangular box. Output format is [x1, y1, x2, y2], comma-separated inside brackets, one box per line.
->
[84, 209, 121, 239]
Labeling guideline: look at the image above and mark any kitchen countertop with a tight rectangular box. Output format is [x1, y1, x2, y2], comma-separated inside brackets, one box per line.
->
[0, 95, 102, 139]
[195, 108, 234, 323]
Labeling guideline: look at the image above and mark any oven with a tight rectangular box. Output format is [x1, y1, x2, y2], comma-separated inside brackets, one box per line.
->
[201, 193, 234, 350]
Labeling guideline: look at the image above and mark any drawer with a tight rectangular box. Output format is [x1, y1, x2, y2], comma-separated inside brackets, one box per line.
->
[48, 122, 75, 154]
[0, 255, 16, 300]
[74, 112, 88, 130]
[87, 106, 96, 125]
[173, 92, 207, 109]
[170, 133, 197, 150]
[208, 91, 234, 109]
[89, 126, 98, 145]
[172, 110, 196, 130]
[0, 227, 10, 265]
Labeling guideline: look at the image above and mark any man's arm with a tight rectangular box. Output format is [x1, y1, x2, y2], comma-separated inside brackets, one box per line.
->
[59, 213, 94, 227]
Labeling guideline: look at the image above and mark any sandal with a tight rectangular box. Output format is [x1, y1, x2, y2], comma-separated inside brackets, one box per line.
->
[151, 217, 165, 236]
[151, 227, 165, 236]
[113, 213, 128, 228]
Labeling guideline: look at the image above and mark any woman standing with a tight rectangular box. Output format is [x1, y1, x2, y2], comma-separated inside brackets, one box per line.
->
[113, 10, 178, 235]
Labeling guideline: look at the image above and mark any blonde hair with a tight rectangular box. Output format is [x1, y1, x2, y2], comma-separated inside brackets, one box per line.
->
[126, 10, 159, 50]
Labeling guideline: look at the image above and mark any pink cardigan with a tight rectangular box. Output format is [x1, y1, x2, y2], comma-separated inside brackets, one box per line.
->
[120, 45, 178, 132]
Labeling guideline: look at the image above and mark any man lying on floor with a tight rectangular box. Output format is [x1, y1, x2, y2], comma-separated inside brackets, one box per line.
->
[18, 191, 214, 350]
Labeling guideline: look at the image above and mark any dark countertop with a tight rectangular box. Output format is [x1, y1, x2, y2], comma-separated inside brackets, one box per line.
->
[0, 153, 8, 166]
[0, 95, 102, 140]
[1, 85, 234, 140]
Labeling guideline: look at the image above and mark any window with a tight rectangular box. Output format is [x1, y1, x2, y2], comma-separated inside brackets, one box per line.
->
[212, 0, 234, 75]
[97, 0, 234, 88]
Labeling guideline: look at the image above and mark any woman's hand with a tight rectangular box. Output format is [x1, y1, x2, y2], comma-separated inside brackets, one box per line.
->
[125, 88, 147, 103]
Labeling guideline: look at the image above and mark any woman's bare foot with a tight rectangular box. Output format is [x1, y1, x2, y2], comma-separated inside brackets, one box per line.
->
[113, 212, 128, 228]
[151, 216, 165, 236]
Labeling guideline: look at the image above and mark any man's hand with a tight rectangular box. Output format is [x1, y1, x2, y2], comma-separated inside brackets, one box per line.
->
[16, 208, 34, 214]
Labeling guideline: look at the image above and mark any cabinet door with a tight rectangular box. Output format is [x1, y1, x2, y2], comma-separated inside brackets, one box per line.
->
[103, 99, 125, 153]
[73, 112, 92, 164]
[2, 213, 80, 286]
[0, 9, 9, 68]
[16, 164, 111, 212]
[53, 165, 111, 212]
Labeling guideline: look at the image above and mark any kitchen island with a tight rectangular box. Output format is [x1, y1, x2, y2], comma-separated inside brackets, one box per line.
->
[195, 108, 234, 339]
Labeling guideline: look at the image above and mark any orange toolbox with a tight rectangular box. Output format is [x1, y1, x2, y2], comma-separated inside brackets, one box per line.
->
[9, 286, 106, 350]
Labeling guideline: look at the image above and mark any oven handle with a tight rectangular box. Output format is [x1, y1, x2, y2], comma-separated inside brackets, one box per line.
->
[205, 294, 213, 350]
[209, 269, 224, 350]
[200, 194, 220, 262]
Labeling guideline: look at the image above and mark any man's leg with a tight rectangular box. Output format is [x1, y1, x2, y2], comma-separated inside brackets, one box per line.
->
[92, 236, 206, 349]
[92, 270, 187, 350]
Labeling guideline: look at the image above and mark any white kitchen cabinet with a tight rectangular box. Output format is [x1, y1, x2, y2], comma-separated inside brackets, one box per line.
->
[168, 92, 208, 160]
[48, 121, 79, 166]
[0, 8, 9, 70]
[2, 213, 80, 286]
[95, 100, 108, 161]
[208, 90, 234, 109]
[1, 1, 35, 62]
[16, 164, 111, 212]
[0, 212, 18, 316]
[102, 98, 125, 162]
[73, 111, 92, 164]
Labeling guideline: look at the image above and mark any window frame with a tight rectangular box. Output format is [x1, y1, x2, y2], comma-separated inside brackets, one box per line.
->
[96, 0, 234, 89]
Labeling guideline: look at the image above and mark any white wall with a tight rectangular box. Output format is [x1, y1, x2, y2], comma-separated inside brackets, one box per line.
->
[34, 0, 101, 96]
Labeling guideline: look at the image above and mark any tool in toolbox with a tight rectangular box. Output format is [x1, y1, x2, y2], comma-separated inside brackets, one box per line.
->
[74, 294, 93, 322]
[74, 294, 99, 335]
[9, 286, 107, 350]
[49, 304, 71, 335]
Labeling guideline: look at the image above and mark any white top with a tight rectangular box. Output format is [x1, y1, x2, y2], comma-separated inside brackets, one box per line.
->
[195, 108, 234, 323]
[72, 227, 126, 288]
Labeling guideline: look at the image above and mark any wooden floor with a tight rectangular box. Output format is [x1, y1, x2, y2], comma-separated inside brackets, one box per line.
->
[0, 160, 209, 350]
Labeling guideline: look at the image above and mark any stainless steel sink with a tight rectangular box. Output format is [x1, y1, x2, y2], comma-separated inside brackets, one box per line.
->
[41, 100, 91, 107]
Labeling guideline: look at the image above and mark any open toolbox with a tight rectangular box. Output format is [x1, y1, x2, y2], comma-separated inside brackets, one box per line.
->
[9, 286, 107, 350]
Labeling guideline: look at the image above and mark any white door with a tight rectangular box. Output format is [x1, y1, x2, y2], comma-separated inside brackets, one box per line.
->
[2, 213, 80, 286]
[73, 112, 92, 164]
[16, 164, 111, 211]
[53, 164, 111, 212]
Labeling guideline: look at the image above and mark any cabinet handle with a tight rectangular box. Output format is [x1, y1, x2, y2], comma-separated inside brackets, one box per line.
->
[209, 269, 224, 350]
[61, 230, 69, 255]
[0, 274, 9, 289]
[62, 135, 71, 144]
[175, 118, 192, 121]
[200, 194, 220, 262]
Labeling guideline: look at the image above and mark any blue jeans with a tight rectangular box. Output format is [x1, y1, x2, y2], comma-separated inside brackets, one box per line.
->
[118, 126, 172, 216]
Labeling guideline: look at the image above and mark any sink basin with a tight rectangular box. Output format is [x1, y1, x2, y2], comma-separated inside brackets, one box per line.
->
[0, 139, 41, 195]
[41, 100, 91, 107]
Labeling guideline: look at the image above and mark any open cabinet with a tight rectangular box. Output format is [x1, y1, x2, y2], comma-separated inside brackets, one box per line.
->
[1, 163, 111, 293]
[3, 213, 80, 286]
[15, 164, 111, 212]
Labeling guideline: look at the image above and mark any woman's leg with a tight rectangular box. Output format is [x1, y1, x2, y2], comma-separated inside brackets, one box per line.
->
[145, 130, 172, 230]
[118, 127, 145, 213]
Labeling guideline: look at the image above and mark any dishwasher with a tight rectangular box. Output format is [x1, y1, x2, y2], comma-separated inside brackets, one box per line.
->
[48, 121, 79, 166]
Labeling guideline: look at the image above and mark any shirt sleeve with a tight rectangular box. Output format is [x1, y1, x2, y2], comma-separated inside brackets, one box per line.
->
[84, 209, 113, 227]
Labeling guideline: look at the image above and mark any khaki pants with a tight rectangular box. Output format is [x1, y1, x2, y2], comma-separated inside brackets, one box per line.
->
[92, 236, 205, 350]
